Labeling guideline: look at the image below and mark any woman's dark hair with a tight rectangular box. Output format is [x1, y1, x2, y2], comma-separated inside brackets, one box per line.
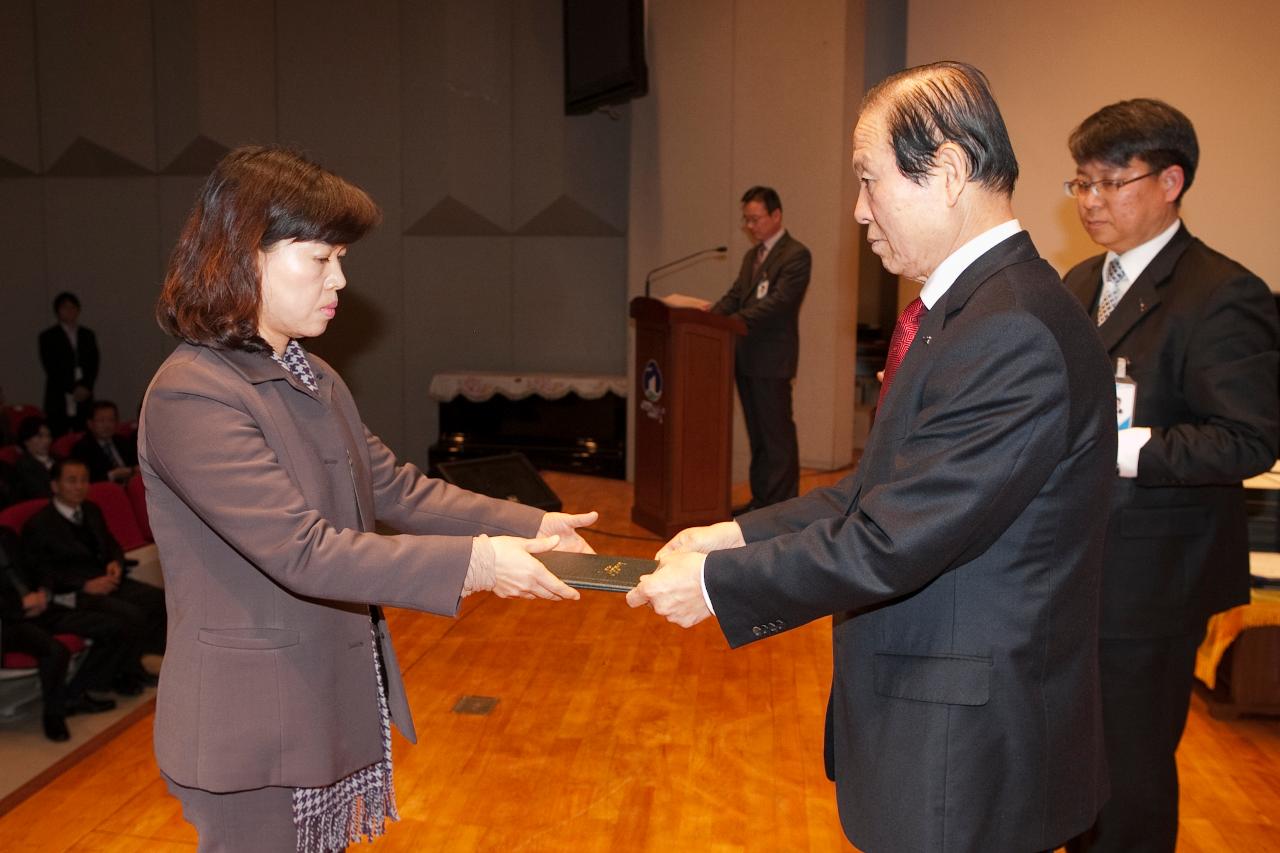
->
[156, 145, 382, 352]
[1068, 98, 1198, 203]
[864, 61, 1019, 196]
[17, 415, 48, 445]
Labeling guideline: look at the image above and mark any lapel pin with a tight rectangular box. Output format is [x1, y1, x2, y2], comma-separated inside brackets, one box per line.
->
[924, 335, 932, 344]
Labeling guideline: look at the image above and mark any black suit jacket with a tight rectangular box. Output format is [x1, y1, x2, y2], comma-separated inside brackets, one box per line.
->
[22, 501, 124, 594]
[8, 452, 53, 501]
[38, 323, 99, 421]
[71, 433, 138, 483]
[1065, 225, 1279, 638]
[710, 232, 811, 377]
[705, 232, 1115, 852]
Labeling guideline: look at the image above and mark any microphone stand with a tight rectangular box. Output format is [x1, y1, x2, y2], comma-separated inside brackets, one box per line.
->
[644, 246, 728, 299]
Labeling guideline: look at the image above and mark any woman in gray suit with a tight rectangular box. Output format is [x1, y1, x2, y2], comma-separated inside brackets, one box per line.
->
[140, 146, 594, 852]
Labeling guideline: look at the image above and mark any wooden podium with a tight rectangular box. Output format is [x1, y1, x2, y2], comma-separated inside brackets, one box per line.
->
[630, 296, 745, 537]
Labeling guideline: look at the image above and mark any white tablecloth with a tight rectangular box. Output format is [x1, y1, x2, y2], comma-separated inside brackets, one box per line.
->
[428, 371, 627, 402]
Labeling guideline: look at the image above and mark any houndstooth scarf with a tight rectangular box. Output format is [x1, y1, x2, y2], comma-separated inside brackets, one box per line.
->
[271, 343, 399, 850]
[291, 622, 399, 852]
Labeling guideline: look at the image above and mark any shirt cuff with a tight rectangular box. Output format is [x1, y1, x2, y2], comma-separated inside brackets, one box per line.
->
[1117, 427, 1152, 478]
[699, 560, 716, 616]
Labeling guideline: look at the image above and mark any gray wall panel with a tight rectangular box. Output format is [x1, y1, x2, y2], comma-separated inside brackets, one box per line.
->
[511, 238, 627, 374]
[42, 178, 167, 417]
[402, 237, 515, 463]
[0, 180, 48, 408]
[36, 0, 156, 170]
[0, 0, 40, 173]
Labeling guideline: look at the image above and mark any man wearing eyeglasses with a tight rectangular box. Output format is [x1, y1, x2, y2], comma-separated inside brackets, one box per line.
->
[1062, 99, 1279, 853]
[707, 186, 812, 513]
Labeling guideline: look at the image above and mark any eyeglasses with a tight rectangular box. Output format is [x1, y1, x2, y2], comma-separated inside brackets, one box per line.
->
[1063, 171, 1158, 199]
[741, 214, 769, 225]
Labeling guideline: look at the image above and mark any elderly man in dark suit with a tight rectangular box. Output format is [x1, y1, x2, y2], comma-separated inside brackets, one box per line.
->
[708, 186, 811, 512]
[22, 457, 163, 694]
[629, 61, 1116, 853]
[1061, 99, 1279, 853]
[38, 291, 99, 436]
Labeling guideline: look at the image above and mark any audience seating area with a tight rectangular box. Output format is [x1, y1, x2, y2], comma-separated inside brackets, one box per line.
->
[0, 424, 161, 718]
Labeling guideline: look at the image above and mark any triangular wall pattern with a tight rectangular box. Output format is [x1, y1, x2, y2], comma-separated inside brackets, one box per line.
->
[404, 195, 508, 236]
[45, 137, 151, 177]
[515, 195, 622, 237]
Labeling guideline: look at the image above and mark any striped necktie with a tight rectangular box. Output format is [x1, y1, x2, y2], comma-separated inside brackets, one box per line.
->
[1096, 257, 1126, 325]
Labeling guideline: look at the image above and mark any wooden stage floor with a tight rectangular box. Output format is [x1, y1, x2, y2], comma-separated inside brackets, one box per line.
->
[0, 469, 1277, 851]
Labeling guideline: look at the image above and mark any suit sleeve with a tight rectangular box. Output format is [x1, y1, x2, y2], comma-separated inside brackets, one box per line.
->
[709, 253, 753, 316]
[728, 247, 812, 334]
[22, 514, 98, 593]
[81, 328, 99, 388]
[706, 310, 1074, 647]
[1138, 272, 1279, 485]
[143, 381, 476, 615]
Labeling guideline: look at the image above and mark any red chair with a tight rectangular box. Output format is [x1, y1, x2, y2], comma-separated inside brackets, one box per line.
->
[6, 404, 42, 436]
[0, 498, 49, 534]
[51, 431, 83, 460]
[0, 445, 18, 466]
[86, 482, 147, 552]
[2, 634, 87, 670]
[126, 475, 152, 543]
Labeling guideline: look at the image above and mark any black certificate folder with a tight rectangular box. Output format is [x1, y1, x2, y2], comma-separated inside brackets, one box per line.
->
[536, 551, 656, 592]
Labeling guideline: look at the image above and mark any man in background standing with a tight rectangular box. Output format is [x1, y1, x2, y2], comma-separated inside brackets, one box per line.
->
[1063, 98, 1279, 853]
[708, 186, 811, 513]
[38, 291, 99, 436]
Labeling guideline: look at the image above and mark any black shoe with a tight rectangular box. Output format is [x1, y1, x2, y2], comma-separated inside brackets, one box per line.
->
[112, 677, 144, 696]
[42, 714, 71, 742]
[65, 693, 117, 715]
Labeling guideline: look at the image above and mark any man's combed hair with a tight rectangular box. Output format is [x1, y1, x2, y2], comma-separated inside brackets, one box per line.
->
[864, 61, 1019, 196]
[156, 145, 381, 352]
[741, 185, 782, 214]
[1069, 98, 1199, 202]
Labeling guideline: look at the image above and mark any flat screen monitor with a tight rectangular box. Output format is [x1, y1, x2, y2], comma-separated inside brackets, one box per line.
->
[563, 0, 648, 115]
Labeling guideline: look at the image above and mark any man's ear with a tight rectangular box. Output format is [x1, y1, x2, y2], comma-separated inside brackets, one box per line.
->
[934, 142, 969, 206]
[1159, 165, 1185, 204]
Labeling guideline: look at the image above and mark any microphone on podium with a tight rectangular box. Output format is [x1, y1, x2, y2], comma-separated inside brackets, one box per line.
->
[644, 246, 728, 299]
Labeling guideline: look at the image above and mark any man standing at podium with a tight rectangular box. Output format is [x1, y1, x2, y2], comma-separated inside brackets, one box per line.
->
[708, 186, 811, 513]
[630, 62, 1115, 852]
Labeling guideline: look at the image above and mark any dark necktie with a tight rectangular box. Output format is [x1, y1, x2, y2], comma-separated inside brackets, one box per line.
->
[751, 243, 766, 279]
[877, 297, 927, 408]
[102, 439, 123, 467]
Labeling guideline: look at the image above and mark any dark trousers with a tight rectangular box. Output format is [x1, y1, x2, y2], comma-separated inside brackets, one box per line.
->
[1067, 625, 1206, 853]
[1, 604, 131, 715]
[80, 576, 167, 664]
[735, 372, 799, 508]
[165, 774, 317, 853]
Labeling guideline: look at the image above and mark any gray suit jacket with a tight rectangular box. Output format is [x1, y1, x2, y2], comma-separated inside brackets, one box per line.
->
[139, 343, 543, 792]
[710, 231, 811, 378]
[706, 233, 1115, 852]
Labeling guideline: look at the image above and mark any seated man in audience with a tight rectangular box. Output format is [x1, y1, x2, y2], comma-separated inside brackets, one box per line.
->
[23, 458, 164, 693]
[1, 526, 127, 741]
[10, 416, 54, 502]
[71, 400, 138, 484]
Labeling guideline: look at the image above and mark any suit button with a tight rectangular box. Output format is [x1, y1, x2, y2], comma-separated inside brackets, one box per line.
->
[752, 626, 764, 637]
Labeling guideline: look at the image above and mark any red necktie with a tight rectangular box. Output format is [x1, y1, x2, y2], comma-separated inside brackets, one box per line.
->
[877, 297, 926, 407]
